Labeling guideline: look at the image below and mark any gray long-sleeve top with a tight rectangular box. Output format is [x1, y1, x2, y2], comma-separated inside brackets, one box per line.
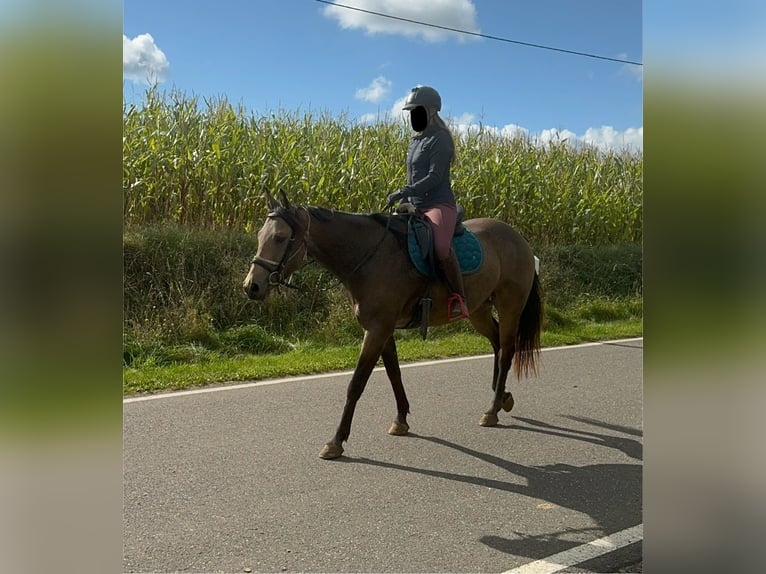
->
[402, 124, 455, 208]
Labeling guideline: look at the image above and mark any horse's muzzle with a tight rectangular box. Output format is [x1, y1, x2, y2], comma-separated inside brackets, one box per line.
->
[243, 280, 266, 301]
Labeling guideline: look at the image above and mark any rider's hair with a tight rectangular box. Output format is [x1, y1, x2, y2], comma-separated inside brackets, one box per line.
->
[432, 112, 456, 166]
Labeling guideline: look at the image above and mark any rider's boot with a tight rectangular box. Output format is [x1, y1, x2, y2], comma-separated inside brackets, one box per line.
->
[439, 249, 469, 321]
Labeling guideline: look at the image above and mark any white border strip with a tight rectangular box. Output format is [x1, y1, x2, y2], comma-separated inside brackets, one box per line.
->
[501, 524, 643, 574]
[124, 338, 642, 404]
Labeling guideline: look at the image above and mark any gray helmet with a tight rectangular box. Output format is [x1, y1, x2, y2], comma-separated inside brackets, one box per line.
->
[402, 85, 441, 111]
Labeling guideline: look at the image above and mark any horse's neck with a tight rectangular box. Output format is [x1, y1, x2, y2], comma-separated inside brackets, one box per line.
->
[305, 210, 382, 278]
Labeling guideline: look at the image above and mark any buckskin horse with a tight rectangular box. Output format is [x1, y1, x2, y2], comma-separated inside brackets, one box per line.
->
[243, 190, 543, 460]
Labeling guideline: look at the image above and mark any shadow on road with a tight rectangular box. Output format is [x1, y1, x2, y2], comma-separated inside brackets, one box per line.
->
[511, 415, 643, 461]
[347, 415, 642, 561]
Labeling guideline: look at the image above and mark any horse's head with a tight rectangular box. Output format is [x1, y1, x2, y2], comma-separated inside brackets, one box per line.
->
[242, 190, 309, 300]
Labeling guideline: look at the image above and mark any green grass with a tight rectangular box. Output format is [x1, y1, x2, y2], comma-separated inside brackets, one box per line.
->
[123, 300, 642, 395]
[122, 231, 643, 395]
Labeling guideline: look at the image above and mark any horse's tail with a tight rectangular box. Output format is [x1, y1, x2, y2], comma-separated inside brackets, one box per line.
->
[513, 272, 543, 380]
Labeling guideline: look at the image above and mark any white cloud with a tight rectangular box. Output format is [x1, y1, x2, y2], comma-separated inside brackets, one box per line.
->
[622, 64, 644, 82]
[368, 96, 643, 153]
[531, 126, 642, 153]
[448, 113, 480, 136]
[355, 76, 393, 103]
[617, 53, 643, 82]
[582, 126, 643, 152]
[388, 94, 409, 122]
[322, 0, 480, 43]
[538, 128, 579, 146]
[500, 124, 530, 139]
[448, 115, 642, 153]
[451, 112, 476, 127]
[123, 33, 169, 84]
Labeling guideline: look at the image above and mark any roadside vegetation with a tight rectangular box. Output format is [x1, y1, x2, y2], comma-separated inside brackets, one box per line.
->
[123, 88, 642, 395]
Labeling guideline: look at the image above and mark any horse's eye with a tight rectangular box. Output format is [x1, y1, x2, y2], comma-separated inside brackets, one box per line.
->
[274, 235, 287, 244]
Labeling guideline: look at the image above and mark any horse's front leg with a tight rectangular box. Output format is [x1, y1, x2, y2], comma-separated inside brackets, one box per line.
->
[381, 335, 410, 436]
[319, 327, 391, 460]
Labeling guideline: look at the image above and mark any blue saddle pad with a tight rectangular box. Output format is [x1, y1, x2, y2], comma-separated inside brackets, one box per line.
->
[407, 219, 483, 278]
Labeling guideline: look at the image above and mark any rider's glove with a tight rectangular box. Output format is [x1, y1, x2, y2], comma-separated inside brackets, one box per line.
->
[385, 190, 405, 209]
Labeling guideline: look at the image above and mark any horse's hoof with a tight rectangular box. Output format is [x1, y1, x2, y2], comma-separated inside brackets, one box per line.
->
[388, 421, 410, 436]
[479, 413, 499, 427]
[501, 393, 515, 412]
[319, 443, 344, 460]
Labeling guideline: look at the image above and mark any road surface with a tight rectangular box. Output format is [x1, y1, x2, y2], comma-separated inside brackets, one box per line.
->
[124, 338, 642, 573]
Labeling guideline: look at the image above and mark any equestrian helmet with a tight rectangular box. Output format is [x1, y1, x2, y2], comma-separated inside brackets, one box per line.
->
[402, 86, 441, 111]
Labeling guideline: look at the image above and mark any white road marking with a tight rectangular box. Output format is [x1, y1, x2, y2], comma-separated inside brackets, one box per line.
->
[123, 337, 642, 404]
[501, 524, 643, 574]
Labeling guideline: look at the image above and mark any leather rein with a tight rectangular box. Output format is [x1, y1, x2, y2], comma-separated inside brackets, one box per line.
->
[250, 206, 392, 292]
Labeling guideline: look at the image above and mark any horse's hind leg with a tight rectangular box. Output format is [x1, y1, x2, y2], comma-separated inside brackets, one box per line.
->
[381, 335, 410, 436]
[479, 307, 521, 427]
[469, 302, 514, 421]
[469, 301, 500, 387]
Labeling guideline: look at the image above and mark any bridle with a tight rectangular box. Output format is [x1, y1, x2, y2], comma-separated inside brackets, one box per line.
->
[250, 205, 392, 291]
[249, 208, 308, 290]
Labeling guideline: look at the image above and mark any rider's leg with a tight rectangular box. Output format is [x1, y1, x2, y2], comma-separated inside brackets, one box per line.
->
[439, 249, 469, 320]
[422, 205, 468, 320]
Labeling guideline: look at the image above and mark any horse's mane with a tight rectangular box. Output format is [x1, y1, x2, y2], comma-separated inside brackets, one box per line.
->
[306, 206, 383, 220]
[271, 205, 362, 228]
[368, 212, 389, 227]
[306, 206, 335, 222]
[306, 206, 387, 225]
[304, 206, 407, 245]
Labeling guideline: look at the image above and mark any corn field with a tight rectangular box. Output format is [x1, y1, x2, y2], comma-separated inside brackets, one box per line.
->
[123, 88, 642, 245]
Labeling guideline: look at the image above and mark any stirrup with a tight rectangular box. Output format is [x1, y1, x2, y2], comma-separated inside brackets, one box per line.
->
[447, 294, 469, 321]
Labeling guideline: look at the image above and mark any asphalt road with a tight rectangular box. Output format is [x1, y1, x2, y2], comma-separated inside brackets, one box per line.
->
[124, 338, 643, 573]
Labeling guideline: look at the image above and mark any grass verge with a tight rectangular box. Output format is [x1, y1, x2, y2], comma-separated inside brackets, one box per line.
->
[123, 312, 641, 396]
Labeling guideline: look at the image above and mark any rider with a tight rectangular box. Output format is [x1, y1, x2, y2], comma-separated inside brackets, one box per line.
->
[386, 85, 469, 320]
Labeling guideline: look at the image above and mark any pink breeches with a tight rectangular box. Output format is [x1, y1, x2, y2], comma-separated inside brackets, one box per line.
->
[422, 204, 457, 261]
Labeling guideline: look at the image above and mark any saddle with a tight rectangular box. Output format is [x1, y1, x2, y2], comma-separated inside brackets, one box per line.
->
[396, 203, 483, 279]
[393, 204, 483, 339]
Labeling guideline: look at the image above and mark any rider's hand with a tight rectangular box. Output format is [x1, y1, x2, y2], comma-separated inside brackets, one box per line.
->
[385, 190, 404, 209]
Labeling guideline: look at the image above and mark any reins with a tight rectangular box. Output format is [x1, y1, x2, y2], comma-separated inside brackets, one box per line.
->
[308, 209, 393, 292]
[346, 211, 392, 278]
[252, 206, 392, 293]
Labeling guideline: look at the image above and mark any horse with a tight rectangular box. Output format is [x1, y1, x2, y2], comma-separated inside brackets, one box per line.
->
[243, 189, 543, 460]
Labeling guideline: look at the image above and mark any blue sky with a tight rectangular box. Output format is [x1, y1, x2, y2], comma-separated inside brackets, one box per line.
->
[123, 0, 643, 152]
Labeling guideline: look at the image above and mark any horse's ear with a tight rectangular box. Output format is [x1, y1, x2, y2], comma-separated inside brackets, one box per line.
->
[264, 189, 279, 211]
[278, 189, 291, 210]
